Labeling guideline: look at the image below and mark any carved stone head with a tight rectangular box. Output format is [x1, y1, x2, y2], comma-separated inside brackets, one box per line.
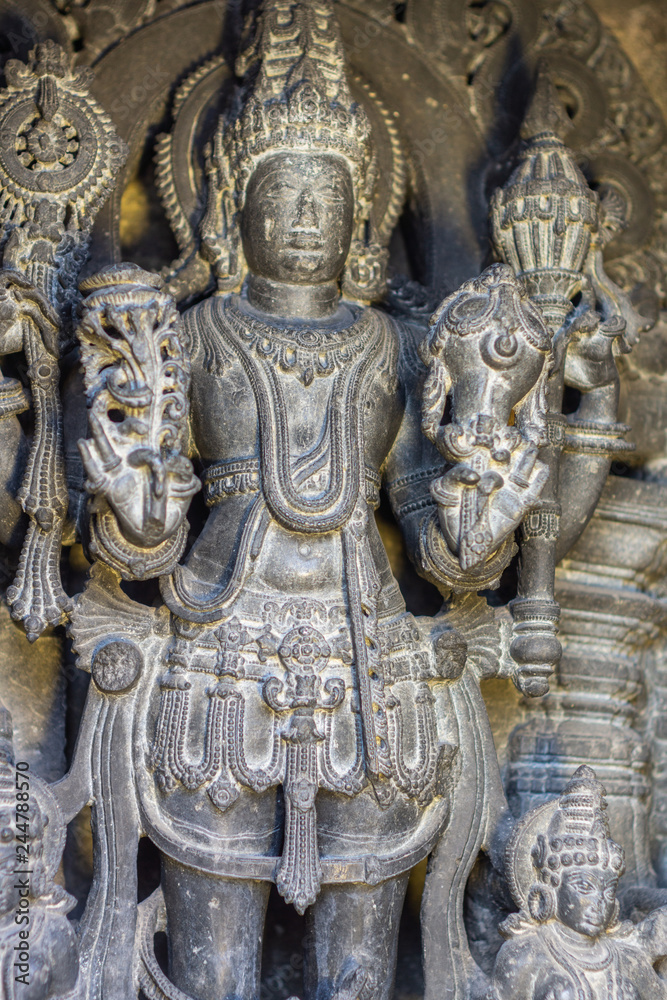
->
[504, 765, 625, 938]
[422, 263, 552, 445]
[200, 0, 403, 301]
[241, 151, 355, 287]
[425, 263, 551, 424]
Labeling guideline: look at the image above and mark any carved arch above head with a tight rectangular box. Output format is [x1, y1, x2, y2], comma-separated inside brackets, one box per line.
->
[46, 0, 662, 326]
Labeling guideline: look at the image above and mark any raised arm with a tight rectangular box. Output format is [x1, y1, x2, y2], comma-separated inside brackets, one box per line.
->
[626, 905, 667, 966]
[556, 264, 642, 559]
[76, 265, 199, 580]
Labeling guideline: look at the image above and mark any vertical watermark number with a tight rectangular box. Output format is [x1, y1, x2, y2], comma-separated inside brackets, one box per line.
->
[13, 761, 31, 986]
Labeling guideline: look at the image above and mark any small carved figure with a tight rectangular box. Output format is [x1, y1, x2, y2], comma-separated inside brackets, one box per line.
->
[0, 705, 79, 1000]
[489, 765, 667, 1000]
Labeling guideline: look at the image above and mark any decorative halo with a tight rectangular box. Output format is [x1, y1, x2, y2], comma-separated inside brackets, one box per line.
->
[504, 797, 559, 911]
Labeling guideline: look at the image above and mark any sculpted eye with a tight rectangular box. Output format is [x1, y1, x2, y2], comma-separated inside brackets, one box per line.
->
[572, 878, 594, 893]
[264, 181, 296, 198]
[319, 185, 346, 203]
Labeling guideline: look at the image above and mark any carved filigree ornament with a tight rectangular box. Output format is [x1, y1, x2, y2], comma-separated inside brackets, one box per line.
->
[0, 4, 665, 1000]
[0, 41, 127, 639]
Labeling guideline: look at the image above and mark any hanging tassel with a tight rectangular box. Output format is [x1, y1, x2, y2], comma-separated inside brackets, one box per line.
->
[276, 714, 323, 915]
[6, 294, 72, 640]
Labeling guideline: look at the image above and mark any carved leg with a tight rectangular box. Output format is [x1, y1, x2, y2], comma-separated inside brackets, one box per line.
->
[161, 858, 270, 1000]
[304, 875, 409, 1000]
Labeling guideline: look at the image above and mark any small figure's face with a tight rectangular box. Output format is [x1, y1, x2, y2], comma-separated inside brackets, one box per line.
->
[556, 867, 618, 938]
[241, 152, 355, 286]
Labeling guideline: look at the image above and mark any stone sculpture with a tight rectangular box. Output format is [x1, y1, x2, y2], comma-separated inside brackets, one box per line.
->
[0, 2, 665, 1000]
[490, 765, 667, 1000]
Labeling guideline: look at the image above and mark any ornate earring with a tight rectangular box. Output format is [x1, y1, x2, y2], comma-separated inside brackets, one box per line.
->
[342, 240, 389, 304]
[528, 883, 557, 923]
[199, 135, 246, 293]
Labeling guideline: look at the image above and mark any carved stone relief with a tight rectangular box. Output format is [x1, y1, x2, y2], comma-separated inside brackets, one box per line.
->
[0, 2, 665, 1000]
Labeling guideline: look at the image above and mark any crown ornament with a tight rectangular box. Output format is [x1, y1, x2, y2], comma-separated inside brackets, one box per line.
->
[532, 765, 625, 883]
[198, 0, 391, 301]
[224, 0, 376, 211]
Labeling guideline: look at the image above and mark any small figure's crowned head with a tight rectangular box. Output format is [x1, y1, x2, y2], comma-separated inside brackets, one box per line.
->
[505, 766, 625, 940]
[206, 0, 393, 304]
[532, 765, 625, 936]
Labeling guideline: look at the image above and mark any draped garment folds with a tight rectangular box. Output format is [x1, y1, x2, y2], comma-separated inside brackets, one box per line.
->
[138, 294, 459, 911]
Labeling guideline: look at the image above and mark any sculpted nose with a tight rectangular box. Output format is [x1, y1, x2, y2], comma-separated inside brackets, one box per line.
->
[294, 190, 318, 229]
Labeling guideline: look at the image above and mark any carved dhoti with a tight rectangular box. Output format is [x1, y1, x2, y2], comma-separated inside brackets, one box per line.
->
[138, 573, 460, 913]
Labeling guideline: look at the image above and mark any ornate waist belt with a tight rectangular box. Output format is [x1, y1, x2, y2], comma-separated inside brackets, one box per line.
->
[203, 458, 382, 508]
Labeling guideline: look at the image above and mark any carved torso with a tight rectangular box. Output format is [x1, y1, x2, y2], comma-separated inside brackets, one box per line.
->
[184, 293, 403, 597]
[139, 295, 460, 909]
[495, 923, 667, 1000]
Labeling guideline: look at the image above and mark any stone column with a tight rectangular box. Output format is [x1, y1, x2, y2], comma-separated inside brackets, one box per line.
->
[506, 475, 667, 887]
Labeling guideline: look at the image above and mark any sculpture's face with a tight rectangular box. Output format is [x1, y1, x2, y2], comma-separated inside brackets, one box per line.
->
[241, 152, 355, 286]
[556, 866, 618, 938]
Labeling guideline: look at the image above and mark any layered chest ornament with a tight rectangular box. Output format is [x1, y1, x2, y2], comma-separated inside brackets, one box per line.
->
[213, 297, 395, 532]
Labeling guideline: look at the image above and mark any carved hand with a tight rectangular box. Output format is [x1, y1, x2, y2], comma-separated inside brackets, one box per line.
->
[0, 269, 59, 356]
[430, 423, 548, 570]
[79, 412, 199, 547]
[563, 310, 625, 393]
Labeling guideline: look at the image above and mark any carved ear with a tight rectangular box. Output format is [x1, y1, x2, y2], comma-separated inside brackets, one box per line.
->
[527, 883, 556, 923]
[531, 833, 548, 870]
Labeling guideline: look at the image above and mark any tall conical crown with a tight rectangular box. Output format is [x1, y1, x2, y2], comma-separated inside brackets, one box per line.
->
[224, 0, 376, 212]
[538, 765, 625, 875]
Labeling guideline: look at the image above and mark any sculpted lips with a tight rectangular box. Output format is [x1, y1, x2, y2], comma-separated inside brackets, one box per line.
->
[287, 231, 323, 251]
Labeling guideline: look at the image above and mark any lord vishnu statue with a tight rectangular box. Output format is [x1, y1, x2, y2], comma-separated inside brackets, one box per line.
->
[0, 2, 663, 1000]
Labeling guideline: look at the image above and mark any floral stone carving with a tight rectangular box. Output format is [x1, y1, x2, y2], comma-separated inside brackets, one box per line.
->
[0, 3, 665, 1000]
